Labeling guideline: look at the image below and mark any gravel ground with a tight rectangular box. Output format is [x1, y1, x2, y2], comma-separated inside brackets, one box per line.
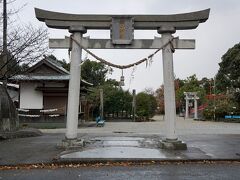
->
[40, 116, 240, 135]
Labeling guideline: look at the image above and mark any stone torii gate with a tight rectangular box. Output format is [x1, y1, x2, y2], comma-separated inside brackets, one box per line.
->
[35, 8, 210, 149]
[184, 92, 200, 119]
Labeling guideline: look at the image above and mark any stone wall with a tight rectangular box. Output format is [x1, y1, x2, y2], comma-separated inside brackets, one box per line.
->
[0, 84, 19, 132]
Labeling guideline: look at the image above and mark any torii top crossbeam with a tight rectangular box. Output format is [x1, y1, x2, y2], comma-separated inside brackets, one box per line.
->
[35, 8, 210, 30]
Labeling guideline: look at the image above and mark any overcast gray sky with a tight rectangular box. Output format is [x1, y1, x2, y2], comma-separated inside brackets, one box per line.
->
[9, 0, 240, 92]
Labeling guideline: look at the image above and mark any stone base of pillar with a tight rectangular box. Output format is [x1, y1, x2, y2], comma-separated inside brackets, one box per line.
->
[57, 138, 85, 149]
[159, 139, 187, 150]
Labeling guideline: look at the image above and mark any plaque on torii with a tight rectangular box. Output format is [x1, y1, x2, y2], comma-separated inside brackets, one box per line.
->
[35, 8, 210, 149]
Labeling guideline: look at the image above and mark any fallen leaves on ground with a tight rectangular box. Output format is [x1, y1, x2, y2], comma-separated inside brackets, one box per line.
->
[0, 160, 239, 170]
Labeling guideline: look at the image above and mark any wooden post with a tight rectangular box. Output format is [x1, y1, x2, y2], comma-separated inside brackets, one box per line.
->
[132, 89, 136, 122]
[100, 89, 104, 119]
[185, 98, 189, 118]
[194, 98, 198, 119]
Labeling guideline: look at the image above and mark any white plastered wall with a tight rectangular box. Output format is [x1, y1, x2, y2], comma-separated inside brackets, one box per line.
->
[20, 82, 43, 109]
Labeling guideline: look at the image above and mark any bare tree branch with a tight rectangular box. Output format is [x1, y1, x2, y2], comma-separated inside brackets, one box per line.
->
[0, 24, 49, 80]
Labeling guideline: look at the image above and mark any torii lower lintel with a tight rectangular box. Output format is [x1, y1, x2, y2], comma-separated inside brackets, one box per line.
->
[49, 37, 195, 50]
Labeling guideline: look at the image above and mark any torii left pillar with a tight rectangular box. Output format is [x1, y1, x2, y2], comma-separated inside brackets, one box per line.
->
[63, 26, 87, 146]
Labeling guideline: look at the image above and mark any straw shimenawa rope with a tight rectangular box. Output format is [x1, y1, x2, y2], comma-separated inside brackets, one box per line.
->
[70, 36, 176, 69]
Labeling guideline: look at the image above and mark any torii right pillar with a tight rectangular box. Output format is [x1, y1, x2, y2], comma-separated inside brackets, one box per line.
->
[158, 27, 187, 150]
[194, 94, 199, 120]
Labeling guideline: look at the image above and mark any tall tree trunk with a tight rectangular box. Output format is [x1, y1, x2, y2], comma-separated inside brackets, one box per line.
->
[2, 0, 7, 76]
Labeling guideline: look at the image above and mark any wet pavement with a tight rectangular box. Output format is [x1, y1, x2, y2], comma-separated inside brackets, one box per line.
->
[0, 118, 240, 165]
[59, 135, 239, 162]
[1, 163, 240, 180]
[0, 133, 240, 166]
